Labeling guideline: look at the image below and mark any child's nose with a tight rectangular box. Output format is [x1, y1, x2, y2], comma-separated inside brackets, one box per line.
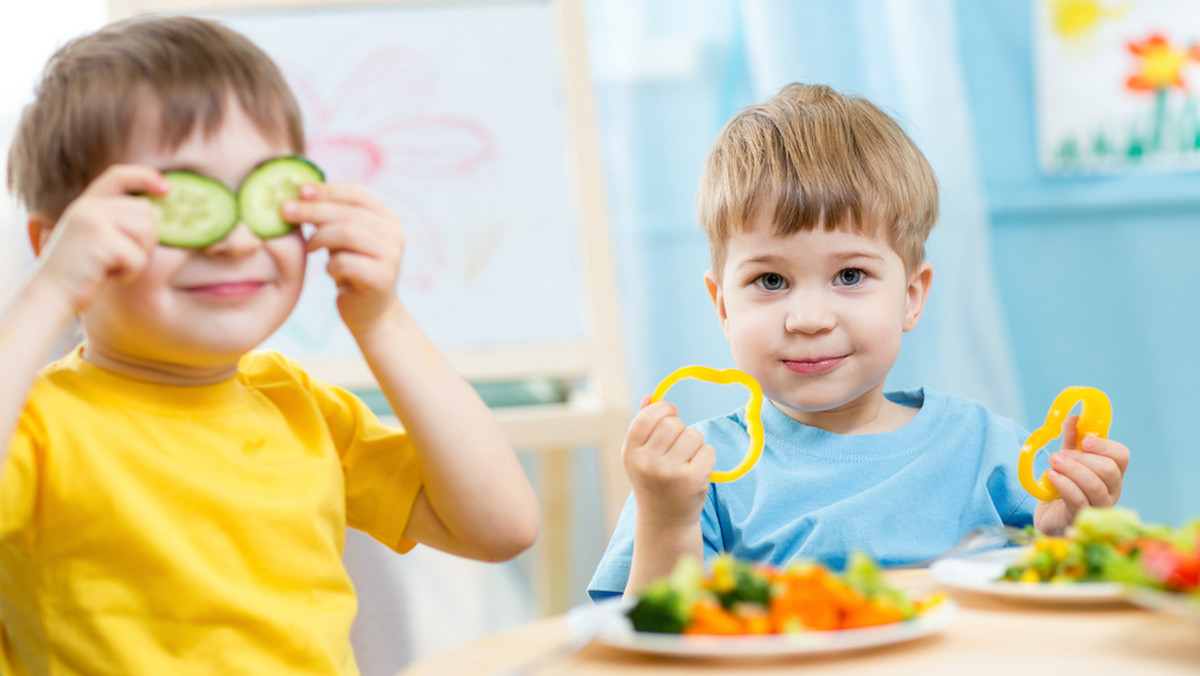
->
[783, 291, 836, 334]
[202, 222, 263, 257]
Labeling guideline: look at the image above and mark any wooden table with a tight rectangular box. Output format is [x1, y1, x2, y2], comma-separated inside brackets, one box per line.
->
[402, 570, 1200, 675]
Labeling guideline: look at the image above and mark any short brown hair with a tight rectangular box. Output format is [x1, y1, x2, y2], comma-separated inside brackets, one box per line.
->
[698, 83, 938, 277]
[7, 15, 305, 219]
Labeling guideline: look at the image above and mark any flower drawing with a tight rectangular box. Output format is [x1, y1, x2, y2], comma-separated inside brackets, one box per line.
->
[1119, 33, 1200, 157]
[288, 47, 497, 291]
[1125, 33, 1200, 92]
[270, 48, 497, 351]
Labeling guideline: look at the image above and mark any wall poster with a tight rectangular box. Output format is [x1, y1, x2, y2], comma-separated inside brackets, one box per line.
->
[1034, 0, 1200, 175]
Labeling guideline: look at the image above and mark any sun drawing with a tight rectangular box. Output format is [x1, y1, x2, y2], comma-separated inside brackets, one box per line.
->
[1049, 0, 1126, 44]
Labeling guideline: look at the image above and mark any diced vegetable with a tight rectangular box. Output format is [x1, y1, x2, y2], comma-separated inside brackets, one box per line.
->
[627, 551, 936, 635]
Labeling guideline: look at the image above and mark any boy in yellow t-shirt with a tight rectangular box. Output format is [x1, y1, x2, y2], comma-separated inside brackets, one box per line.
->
[0, 16, 538, 675]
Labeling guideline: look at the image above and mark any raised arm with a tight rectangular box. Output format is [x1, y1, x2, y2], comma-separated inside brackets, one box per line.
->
[0, 166, 164, 464]
[289, 183, 539, 561]
[623, 399, 714, 597]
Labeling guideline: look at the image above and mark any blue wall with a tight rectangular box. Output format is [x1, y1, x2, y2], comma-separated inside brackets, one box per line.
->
[956, 1, 1200, 524]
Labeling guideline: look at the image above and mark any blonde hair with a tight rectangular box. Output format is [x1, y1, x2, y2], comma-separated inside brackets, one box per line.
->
[7, 15, 305, 219]
[698, 83, 938, 277]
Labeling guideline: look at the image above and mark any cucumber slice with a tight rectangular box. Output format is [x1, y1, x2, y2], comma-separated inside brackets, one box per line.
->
[151, 172, 238, 248]
[238, 156, 325, 238]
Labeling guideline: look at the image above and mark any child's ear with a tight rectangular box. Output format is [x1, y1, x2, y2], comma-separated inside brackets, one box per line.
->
[27, 211, 56, 256]
[903, 261, 934, 332]
[704, 269, 731, 339]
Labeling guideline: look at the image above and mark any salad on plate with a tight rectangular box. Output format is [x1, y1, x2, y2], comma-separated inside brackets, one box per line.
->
[593, 551, 955, 658]
[626, 551, 944, 635]
[999, 507, 1197, 588]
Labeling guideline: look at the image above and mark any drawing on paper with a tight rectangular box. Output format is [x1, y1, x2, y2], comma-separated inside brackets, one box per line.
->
[1034, 0, 1200, 174]
[294, 47, 497, 288]
[224, 1, 589, 359]
[278, 49, 497, 350]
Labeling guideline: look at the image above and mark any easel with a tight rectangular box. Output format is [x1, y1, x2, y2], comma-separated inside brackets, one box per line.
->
[109, 0, 631, 616]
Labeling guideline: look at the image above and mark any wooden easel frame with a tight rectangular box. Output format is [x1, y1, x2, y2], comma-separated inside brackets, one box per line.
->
[108, 0, 630, 615]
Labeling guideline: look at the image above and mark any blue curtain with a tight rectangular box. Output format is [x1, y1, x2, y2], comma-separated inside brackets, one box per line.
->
[587, 0, 1023, 421]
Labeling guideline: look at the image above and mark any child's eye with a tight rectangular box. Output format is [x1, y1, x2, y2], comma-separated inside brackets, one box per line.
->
[836, 268, 864, 286]
[755, 273, 786, 291]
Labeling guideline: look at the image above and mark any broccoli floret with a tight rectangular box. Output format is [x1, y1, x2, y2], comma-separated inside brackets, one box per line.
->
[708, 554, 771, 609]
[1081, 542, 1119, 578]
[627, 583, 689, 633]
[626, 556, 708, 633]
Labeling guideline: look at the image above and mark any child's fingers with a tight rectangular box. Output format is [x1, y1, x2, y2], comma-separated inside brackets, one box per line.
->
[52, 194, 158, 260]
[1045, 468, 1088, 513]
[1049, 453, 1117, 507]
[1080, 436, 1131, 474]
[642, 414, 688, 456]
[283, 199, 370, 228]
[690, 444, 716, 471]
[306, 220, 402, 259]
[325, 252, 396, 294]
[663, 427, 705, 465]
[624, 401, 678, 447]
[106, 236, 154, 284]
[1059, 413, 1080, 450]
[299, 182, 390, 212]
[639, 395, 652, 410]
[93, 182, 163, 253]
[1052, 450, 1123, 498]
[85, 164, 169, 198]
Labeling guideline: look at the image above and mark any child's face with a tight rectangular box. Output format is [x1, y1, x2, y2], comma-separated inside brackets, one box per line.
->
[79, 98, 306, 371]
[705, 212, 931, 425]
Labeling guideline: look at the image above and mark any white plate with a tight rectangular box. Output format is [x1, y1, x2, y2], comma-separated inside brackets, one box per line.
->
[586, 597, 958, 658]
[928, 546, 1124, 603]
[1124, 586, 1200, 621]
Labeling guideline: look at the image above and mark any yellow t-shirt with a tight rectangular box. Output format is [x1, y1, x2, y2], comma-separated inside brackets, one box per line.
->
[0, 348, 423, 675]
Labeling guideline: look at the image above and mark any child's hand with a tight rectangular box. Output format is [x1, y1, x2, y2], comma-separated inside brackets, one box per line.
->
[285, 183, 404, 334]
[31, 165, 166, 317]
[623, 397, 716, 529]
[1033, 414, 1131, 535]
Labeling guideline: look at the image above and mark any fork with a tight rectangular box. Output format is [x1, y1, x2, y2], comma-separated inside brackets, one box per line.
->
[897, 525, 1034, 569]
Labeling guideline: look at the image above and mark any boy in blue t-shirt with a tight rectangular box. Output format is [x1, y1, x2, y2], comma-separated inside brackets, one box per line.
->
[588, 83, 1129, 601]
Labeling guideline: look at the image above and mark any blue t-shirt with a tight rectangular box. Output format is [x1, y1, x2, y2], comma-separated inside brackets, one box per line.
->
[587, 388, 1036, 601]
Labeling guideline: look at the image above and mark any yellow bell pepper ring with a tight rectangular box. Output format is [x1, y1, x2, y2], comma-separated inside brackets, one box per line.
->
[648, 366, 765, 483]
[1018, 386, 1112, 502]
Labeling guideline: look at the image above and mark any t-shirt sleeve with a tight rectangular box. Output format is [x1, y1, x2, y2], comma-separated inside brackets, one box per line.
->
[1, 412, 41, 539]
[587, 493, 636, 602]
[299, 367, 424, 554]
[985, 415, 1036, 527]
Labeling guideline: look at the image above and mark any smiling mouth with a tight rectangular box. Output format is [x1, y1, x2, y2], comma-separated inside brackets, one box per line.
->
[184, 281, 266, 299]
[782, 356, 845, 375]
